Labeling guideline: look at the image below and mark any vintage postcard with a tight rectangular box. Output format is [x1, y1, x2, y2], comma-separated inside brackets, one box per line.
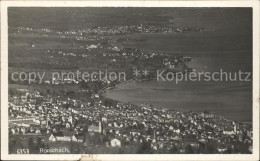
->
[1, 0, 259, 160]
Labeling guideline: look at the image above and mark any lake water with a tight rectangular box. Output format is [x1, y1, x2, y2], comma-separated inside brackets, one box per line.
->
[106, 18, 252, 122]
[106, 50, 252, 122]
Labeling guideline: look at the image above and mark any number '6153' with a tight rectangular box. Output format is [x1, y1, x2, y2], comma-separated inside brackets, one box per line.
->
[17, 149, 29, 154]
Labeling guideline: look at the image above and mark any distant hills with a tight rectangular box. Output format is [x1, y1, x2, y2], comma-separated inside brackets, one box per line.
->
[8, 7, 252, 33]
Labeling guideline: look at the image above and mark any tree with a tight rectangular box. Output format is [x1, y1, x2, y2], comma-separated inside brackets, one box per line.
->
[204, 141, 217, 154]
[36, 137, 45, 153]
[10, 137, 24, 154]
[9, 139, 17, 153]
[224, 146, 232, 154]
[28, 137, 36, 154]
[169, 144, 179, 154]
[69, 140, 75, 153]
[185, 144, 193, 154]
[137, 141, 153, 154]
[198, 142, 205, 154]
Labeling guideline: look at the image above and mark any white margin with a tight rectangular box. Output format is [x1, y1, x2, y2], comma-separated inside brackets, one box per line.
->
[1, 1, 259, 160]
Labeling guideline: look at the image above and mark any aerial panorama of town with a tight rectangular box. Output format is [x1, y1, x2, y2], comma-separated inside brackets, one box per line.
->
[8, 8, 252, 154]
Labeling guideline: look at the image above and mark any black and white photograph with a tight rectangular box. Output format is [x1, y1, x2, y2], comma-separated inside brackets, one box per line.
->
[1, 1, 259, 160]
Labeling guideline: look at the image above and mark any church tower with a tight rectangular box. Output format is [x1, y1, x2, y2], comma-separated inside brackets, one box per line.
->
[68, 114, 73, 125]
[234, 124, 237, 134]
[98, 121, 102, 133]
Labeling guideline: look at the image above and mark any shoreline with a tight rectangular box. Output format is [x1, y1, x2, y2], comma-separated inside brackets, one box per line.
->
[99, 78, 252, 124]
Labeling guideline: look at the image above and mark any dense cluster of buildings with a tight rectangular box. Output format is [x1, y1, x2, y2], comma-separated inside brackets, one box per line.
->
[10, 24, 204, 38]
[9, 88, 252, 153]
